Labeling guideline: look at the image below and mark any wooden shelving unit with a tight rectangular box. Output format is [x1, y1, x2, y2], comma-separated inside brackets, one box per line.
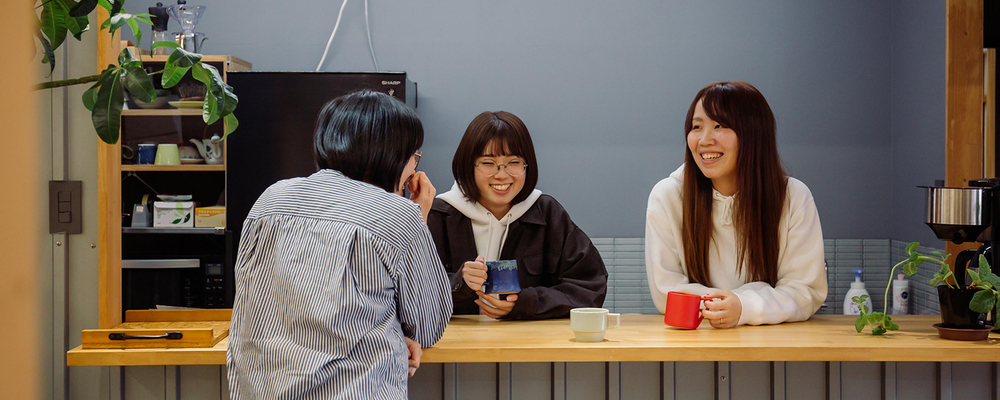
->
[96, 36, 251, 328]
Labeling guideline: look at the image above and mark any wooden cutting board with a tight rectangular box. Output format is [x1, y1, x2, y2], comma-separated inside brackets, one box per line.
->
[81, 309, 231, 349]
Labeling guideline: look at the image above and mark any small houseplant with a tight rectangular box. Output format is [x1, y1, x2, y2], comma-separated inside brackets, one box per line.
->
[853, 242, 1000, 336]
[36, 0, 238, 144]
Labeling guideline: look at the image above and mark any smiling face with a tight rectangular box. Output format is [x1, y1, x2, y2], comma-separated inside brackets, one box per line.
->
[687, 99, 740, 196]
[473, 141, 526, 219]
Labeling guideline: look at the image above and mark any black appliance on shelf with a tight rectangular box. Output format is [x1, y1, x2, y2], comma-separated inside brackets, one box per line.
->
[121, 230, 233, 312]
[226, 71, 416, 255]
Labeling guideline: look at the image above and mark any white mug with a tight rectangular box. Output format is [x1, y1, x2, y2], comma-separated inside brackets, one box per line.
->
[570, 308, 620, 342]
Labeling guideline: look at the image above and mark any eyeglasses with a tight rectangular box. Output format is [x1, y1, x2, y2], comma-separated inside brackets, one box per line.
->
[475, 159, 527, 176]
[413, 150, 421, 168]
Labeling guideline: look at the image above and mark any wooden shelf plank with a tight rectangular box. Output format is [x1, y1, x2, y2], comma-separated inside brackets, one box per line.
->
[125, 48, 250, 67]
[122, 109, 202, 116]
[121, 164, 224, 172]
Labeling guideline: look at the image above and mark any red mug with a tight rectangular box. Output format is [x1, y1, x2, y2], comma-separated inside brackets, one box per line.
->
[664, 291, 714, 329]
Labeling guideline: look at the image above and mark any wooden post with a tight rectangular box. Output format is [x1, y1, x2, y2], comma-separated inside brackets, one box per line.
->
[96, 7, 123, 329]
[0, 2, 43, 397]
[945, 0, 985, 260]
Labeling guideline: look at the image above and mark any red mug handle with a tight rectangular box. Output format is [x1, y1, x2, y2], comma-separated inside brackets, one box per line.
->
[696, 296, 714, 325]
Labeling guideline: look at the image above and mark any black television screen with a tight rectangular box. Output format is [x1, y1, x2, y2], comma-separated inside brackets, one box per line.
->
[225, 71, 415, 253]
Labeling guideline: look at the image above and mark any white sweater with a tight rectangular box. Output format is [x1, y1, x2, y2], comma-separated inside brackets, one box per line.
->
[645, 165, 828, 326]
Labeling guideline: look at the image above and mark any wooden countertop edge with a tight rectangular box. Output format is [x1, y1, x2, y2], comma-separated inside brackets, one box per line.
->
[66, 315, 1000, 366]
[67, 345, 1000, 366]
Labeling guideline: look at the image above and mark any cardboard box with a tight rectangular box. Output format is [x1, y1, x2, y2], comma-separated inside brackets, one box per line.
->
[153, 201, 195, 227]
[195, 206, 226, 228]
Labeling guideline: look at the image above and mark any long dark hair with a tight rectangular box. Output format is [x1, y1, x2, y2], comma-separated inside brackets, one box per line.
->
[313, 90, 423, 193]
[452, 111, 539, 204]
[682, 81, 787, 286]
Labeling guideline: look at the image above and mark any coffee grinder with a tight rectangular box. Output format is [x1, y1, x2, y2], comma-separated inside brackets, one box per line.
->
[167, 0, 208, 53]
[924, 178, 1000, 279]
[923, 178, 1000, 329]
[149, 2, 170, 55]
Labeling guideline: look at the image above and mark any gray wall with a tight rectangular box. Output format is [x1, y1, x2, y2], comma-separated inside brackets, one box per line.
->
[118, 0, 947, 240]
[890, 0, 947, 246]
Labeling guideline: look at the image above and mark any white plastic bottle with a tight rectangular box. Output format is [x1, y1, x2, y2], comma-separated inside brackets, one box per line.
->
[844, 269, 873, 315]
[892, 274, 909, 314]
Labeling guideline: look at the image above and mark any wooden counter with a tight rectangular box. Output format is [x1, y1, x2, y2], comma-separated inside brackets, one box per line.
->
[67, 315, 1000, 366]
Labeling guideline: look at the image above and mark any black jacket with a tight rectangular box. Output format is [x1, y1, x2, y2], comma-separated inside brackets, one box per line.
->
[426, 194, 608, 320]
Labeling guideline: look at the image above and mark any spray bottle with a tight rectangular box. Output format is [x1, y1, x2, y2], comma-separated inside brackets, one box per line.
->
[844, 269, 873, 315]
[892, 274, 909, 314]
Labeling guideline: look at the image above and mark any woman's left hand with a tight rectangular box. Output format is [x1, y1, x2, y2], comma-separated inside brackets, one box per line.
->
[701, 290, 742, 329]
[475, 291, 519, 319]
[404, 337, 422, 377]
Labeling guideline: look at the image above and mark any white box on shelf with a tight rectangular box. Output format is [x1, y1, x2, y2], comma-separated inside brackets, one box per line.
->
[153, 201, 195, 227]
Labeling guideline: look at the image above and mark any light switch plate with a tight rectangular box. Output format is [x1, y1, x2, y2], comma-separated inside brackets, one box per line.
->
[49, 180, 82, 234]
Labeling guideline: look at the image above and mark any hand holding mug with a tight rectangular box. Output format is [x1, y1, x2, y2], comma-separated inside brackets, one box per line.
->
[701, 290, 742, 329]
[462, 256, 488, 292]
[475, 291, 518, 319]
[406, 171, 435, 222]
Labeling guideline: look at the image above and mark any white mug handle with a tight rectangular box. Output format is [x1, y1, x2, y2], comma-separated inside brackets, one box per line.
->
[606, 313, 621, 330]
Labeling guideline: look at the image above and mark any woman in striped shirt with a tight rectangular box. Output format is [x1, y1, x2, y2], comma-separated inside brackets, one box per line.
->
[228, 90, 452, 399]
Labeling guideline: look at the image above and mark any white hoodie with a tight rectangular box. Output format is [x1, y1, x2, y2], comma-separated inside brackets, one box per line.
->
[437, 182, 543, 261]
[645, 165, 828, 326]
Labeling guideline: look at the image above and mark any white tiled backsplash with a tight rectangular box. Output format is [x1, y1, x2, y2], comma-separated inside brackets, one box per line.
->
[594, 238, 943, 316]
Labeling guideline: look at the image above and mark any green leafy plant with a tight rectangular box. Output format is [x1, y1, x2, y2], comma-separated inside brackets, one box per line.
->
[967, 254, 1000, 324]
[35, 0, 238, 144]
[854, 242, 951, 335]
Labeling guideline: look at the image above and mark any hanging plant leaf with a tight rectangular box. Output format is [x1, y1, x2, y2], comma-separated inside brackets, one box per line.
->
[41, 0, 70, 51]
[110, 0, 124, 16]
[222, 113, 239, 139]
[61, 0, 91, 40]
[83, 65, 118, 112]
[126, 16, 141, 49]
[151, 41, 180, 52]
[191, 63, 237, 125]
[121, 65, 155, 103]
[92, 67, 124, 144]
[100, 13, 132, 37]
[36, 33, 56, 75]
[160, 48, 202, 88]
[117, 47, 142, 68]
[69, 0, 99, 17]
[97, 0, 113, 12]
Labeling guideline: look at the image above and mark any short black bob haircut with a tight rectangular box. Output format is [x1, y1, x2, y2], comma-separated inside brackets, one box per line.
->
[452, 111, 539, 204]
[314, 89, 423, 193]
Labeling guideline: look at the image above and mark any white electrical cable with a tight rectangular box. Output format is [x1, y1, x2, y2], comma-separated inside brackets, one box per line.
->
[364, 0, 379, 71]
[315, 0, 351, 72]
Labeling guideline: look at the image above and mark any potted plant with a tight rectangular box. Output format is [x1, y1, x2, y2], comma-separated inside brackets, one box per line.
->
[35, 0, 239, 144]
[853, 242, 999, 337]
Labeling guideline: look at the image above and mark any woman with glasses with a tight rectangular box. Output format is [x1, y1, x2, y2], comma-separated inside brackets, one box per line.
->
[228, 90, 452, 399]
[645, 81, 827, 329]
[427, 111, 607, 320]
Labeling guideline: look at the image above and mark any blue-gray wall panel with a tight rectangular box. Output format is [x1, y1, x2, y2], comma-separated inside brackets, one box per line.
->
[117, 0, 916, 239]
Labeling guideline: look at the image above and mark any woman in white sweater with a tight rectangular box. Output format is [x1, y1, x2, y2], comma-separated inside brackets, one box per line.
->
[645, 81, 827, 329]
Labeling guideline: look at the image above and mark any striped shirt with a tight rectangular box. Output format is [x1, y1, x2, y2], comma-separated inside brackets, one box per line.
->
[227, 169, 452, 400]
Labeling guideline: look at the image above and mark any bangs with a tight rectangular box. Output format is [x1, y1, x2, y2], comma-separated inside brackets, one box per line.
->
[698, 85, 736, 129]
[479, 127, 529, 159]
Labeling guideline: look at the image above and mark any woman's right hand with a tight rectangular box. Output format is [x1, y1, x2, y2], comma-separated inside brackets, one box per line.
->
[406, 171, 436, 222]
[462, 256, 488, 291]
